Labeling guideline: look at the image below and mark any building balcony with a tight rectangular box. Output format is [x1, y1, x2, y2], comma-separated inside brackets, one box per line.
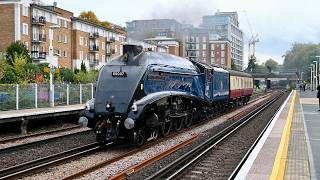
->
[106, 48, 115, 56]
[89, 32, 99, 39]
[32, 34, 46, 43]
[31, 51, 46, 60]
[89, 59, 99, 66]
[89, 45, 99, 52]
[106, 37, 115, 43]
[32, 16, 46, 26]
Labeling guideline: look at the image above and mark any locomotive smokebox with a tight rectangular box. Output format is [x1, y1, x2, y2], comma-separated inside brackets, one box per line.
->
[123, 44, 143, 62]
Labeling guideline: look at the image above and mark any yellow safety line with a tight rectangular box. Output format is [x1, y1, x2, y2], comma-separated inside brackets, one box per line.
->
[270, 90, 296, 180]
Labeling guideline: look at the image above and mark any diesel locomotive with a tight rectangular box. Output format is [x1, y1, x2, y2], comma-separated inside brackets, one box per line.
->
[84, 45, 253, 146]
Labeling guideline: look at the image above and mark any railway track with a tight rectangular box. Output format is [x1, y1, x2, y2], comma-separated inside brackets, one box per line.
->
[0, 92, 274, 179]
[0, 129, 92, 153]
[0, 142, 101, 179]
[0, 125, 81, 144]
[145, 91, 286, 179]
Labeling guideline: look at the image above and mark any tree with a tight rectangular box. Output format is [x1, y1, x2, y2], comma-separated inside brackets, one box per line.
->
[78, 11, 99, 24]
[246, 57, 257, 72]
[5, 41, 31, 65]
[12, 54, 29, 84]
[265, 59, 278, 73]
[0, 64, 17, 84]
[80, 61, 87, 73]
[60, 68, 74, 83]
[100, 21, 112, 28]
[283, 43, 320, 81]
[0, 59, 4, 81]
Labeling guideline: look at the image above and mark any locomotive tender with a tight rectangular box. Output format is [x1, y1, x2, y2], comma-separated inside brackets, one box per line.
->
[84, 45, 253, 146]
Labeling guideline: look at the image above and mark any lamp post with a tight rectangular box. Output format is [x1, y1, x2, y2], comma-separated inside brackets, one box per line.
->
[310, 64, 315, 91]
[313, 61, 318, 89]
[315, 56, 320, 87]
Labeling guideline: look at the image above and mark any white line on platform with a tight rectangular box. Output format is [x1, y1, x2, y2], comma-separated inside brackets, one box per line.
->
[234, 91, 292, 180]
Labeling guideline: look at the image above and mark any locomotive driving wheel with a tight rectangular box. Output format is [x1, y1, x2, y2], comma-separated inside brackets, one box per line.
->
[160, 116, 172, 136]
[173, 117, 183, 132]
[184, 114, 192, 128]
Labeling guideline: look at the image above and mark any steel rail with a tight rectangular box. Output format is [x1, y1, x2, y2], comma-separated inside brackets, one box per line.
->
[146, 91, 284, 180]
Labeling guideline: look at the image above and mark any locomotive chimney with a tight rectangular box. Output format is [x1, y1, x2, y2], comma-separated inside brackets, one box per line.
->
[123, 44, 143, 62]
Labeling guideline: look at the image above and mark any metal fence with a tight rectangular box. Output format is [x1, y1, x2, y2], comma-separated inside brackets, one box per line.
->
[0, 83, 95, 111]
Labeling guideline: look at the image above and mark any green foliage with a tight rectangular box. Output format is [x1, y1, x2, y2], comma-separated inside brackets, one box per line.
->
[0, 59, 4, 81]
[5, 41, 31, 65]
[24, 63, 41, 83]
[254, 63, 268, 73]
[74, 70, 98, 84]
[60, 68, 75, 83]
[80, 61, 87, 73]
[0, 61, 17, 84]
[246, 57, 257, 72]
[283, 43, 320, 80]
[78, 11, 100, 24]
[12, 54, 29, 84]
[265, 59, 278, 73]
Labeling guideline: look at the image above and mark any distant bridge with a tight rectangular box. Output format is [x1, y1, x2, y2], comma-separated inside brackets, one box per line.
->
[251, 72, 299, 81]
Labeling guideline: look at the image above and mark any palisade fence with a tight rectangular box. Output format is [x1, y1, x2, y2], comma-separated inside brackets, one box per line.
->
[0, 83, 96, 111]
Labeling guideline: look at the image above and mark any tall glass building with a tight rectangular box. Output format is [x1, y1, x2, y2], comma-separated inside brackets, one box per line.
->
[202, 11, 244, 70]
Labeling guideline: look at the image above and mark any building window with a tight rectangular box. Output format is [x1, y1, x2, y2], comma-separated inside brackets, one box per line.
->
[58, 33, 62, 42]
[64, 35, 68, 43]
[22, 23, 28, 35]
[221, 57, 225, 65]
[221, 44, 225, 50]
[202, 44, 206, 50]
[196, 44, 199, 50]
[95, 54, 99, 60]
[80, 51, 83, 60]
[56, 49, 61, 56]
[221, 51, 225, 58]
[102, 42, 105, 50]
[63, 51, 67, 57]
[57, 19, 61, 26]
[211, 58, 215, 65]
[80, 37, 84, 46]
[211, 44, 215, 50]
[85, 39, 87, 46]
[211, 51, 215, 57]
[64, 21, 68, 28]
[202, 37, 206, 42]
[202, 51, 206, 57]
[22, 6, 28, 17]
[102, 55, 105, 61]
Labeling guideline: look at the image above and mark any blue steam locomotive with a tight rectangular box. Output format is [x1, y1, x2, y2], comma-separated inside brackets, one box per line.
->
[84, 45, 253, 146]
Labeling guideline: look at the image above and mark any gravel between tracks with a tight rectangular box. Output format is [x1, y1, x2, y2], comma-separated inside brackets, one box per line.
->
[21, 93, 271, 180]
[0, 130, 96, 170]
[128, 92, 288, 180]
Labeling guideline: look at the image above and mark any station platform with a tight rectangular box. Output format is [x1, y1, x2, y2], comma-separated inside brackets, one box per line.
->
[235, 90, 320, 180]
[0, 104, 84, 134]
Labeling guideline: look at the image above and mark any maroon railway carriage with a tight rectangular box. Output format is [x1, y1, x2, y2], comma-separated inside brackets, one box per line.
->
[229, 70, 253, 104]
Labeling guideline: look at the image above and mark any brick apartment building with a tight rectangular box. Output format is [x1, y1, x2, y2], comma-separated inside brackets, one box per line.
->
[71, 17, 126, 70]
[0, 0, 74, 68]
[126, 12, 244, 70]
[0, 0, 128, 70]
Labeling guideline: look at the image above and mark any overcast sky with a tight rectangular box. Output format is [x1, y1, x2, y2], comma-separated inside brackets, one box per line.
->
[48, 0, 320, 66]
